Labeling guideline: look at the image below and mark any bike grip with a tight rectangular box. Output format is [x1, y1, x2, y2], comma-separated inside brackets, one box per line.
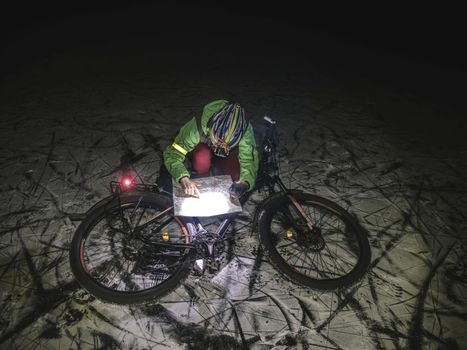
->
[263, 116, 276, 124]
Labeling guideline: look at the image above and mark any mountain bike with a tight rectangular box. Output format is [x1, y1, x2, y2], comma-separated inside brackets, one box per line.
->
[69, 116, 371, 304]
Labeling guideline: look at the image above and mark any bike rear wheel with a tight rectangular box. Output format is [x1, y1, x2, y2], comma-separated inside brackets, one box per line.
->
[258, 192, 370, 290]
[69, 192, 193, 304]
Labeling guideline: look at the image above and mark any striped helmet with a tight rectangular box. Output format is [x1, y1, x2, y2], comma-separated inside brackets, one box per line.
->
[207, 102, 247, 157]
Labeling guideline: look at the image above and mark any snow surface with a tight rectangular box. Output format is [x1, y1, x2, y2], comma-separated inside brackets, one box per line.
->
[1, 8, 466, 349]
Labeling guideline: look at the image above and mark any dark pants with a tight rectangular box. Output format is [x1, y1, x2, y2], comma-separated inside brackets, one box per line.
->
[157, 143, 240, 193]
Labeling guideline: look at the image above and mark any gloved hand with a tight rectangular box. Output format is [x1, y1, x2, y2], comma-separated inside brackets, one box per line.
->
[229, 181, 248, 198]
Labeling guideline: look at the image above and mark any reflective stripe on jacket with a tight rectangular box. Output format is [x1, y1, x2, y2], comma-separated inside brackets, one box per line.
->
[163, 100, 259, 190]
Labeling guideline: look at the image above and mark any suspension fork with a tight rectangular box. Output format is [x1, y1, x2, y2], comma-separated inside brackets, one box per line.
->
[265, 140, 316, 232]
[275, 177, 316, 231]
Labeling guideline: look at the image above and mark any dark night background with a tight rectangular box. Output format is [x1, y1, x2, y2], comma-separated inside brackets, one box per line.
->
[2, 2, 466, 73]
[1, 1, 467, 349]
[1, 1, 466, 140]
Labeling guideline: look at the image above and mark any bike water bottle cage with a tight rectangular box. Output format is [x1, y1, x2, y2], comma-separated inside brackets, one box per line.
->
[208, 102, 247, 157]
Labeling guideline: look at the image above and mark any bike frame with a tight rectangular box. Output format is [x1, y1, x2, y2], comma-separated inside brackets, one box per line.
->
[70, 116, 370, 304]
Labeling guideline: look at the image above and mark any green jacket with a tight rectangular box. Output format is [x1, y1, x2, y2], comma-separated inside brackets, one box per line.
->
[163, 100, 259, 190]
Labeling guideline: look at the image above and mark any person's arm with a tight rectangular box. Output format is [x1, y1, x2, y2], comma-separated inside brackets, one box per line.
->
[238, 123, 259, 191]
[163, 117, 200, 183]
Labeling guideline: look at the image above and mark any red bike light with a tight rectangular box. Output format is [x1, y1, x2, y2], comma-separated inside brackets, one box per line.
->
[119, 176, 135, 191]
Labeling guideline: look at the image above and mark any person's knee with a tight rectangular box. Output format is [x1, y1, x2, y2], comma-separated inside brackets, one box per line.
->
[191, 144, 212, 175]
[213, 153, 240, 181]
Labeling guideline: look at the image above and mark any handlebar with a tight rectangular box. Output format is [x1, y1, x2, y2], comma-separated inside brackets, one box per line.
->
[263, 116, 276, 125]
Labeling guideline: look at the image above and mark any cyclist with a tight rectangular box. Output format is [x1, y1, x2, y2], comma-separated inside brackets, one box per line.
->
[160, 99, 259, 198]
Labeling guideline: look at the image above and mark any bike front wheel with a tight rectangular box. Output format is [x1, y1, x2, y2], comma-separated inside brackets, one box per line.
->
[69, 192, 193, 304]
[258, 192, 371, 290]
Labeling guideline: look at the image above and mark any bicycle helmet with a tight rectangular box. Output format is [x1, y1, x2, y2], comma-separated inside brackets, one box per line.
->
[207, 102, 247, 157]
